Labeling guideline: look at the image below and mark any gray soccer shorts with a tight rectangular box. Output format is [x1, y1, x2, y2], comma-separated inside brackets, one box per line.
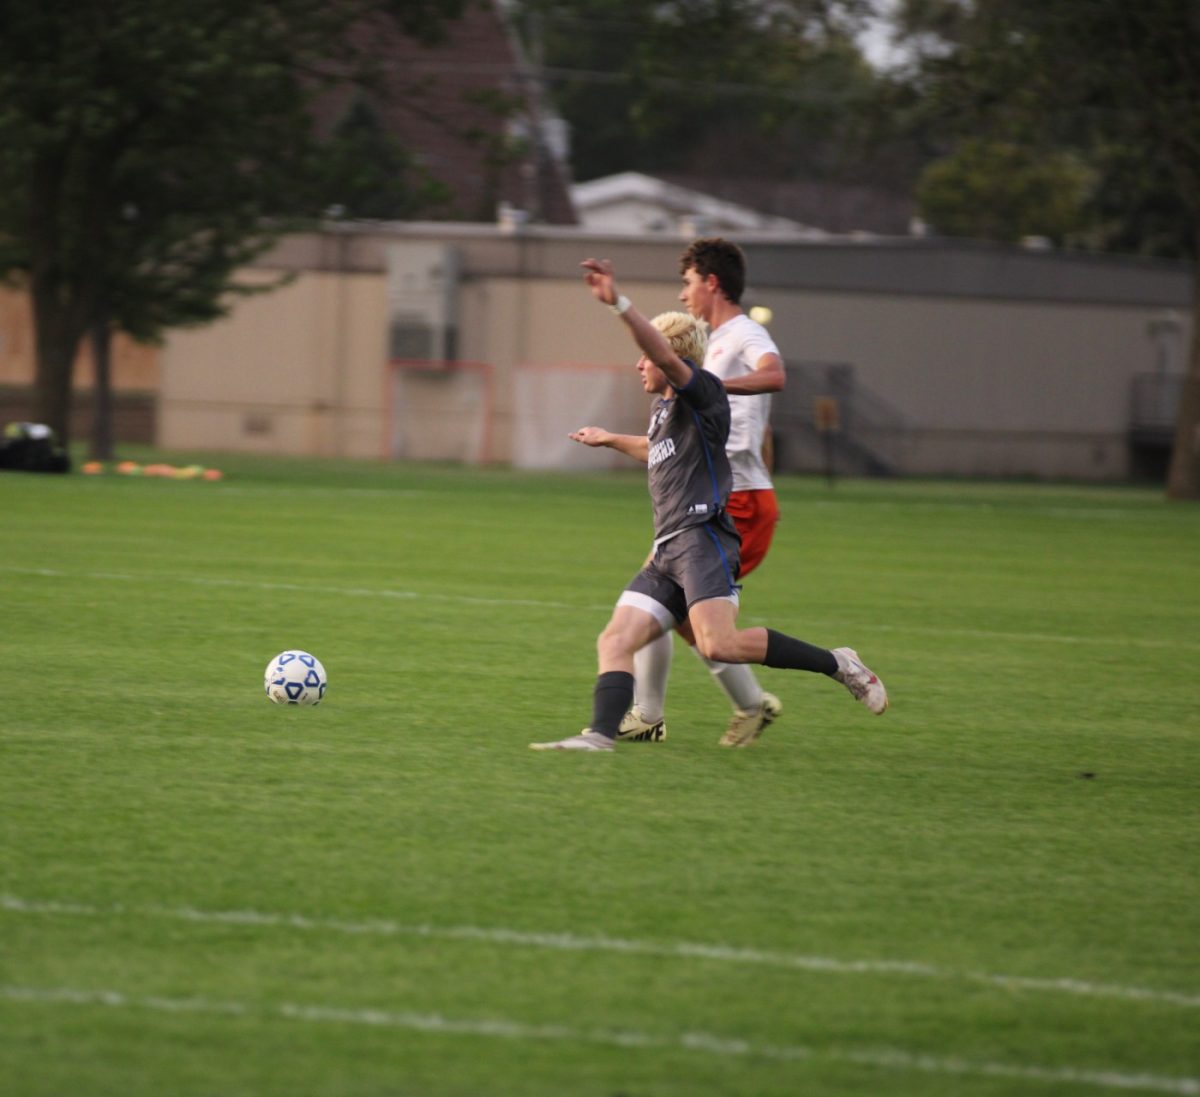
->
[617, 520, 741, 630]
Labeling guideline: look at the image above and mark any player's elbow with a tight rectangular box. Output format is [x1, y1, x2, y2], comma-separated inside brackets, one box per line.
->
[753, 357, 786, 393]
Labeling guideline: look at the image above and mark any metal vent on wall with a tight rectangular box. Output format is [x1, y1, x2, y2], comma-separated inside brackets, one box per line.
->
[387, 244, 460, 365]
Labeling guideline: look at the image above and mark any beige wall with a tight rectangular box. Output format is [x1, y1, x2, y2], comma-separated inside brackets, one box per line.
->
[155, 224, 1192, 480]
[742, 289, 1178, 478]
[760, 291, 1157, 431]
[454, 276, 676, 461]
[4, 224, 1189, 479]
[161, 270, 389, 459]
[0, 286, 159, 392]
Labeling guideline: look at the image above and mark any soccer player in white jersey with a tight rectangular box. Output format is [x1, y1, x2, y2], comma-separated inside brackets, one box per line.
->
[620, 237, 788, 747]
[530, 257, 887, 751]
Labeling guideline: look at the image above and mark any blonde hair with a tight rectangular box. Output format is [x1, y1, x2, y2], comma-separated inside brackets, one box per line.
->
[651, 310, 708, 366]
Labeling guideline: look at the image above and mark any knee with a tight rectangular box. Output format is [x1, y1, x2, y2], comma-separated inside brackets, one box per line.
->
[597, 622, 633, 663]
[693, 632, 731, 663]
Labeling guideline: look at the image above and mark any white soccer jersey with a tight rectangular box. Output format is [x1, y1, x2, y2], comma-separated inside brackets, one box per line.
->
[703, 313, 779, 492]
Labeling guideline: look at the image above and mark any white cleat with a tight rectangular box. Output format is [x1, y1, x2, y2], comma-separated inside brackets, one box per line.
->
[718, 692, 783, 748]
[832, 648, 888, 714]
[529, 729, 615, 752]
[617, 706, 667, 742]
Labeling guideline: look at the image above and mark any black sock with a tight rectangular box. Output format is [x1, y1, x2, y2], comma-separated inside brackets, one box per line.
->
[590, 670, 634, 739]
[763, 629, 838, 675]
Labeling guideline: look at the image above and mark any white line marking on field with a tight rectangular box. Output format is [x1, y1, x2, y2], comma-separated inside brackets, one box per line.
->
[3, 894, 1197, 1010]
[801, 499, 1173, 522]
[211, 486, 428, 499]
[866, 621, 1197, 650]
[3, 565, 1195, 649]
[2, 984, 1196, 1094]
[0, 566, 599, 613]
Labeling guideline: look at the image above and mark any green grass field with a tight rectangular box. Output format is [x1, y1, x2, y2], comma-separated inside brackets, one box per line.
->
[2, 452, 1198, 1097]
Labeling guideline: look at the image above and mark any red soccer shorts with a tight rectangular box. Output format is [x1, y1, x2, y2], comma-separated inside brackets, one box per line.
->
[725, 488, 779, 578]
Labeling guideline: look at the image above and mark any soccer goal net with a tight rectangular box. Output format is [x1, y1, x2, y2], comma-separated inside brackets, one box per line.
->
[388, 360, 648, 469]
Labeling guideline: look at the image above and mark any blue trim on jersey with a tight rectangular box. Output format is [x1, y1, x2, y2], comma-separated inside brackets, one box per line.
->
[704, 522, 740, 594]
[689, 406, 723, 513]
[674, 356, 727, 526]
[680, 362, 724, 514]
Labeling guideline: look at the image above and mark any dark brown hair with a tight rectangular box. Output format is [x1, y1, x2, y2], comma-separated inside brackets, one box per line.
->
[679, 237, 747, 304]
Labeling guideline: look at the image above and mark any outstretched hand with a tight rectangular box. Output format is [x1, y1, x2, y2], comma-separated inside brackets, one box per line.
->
[568, 426, 612, 448]
[580, 258, 618, 306]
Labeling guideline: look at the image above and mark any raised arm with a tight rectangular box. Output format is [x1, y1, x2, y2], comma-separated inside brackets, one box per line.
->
[580, 258, 695, 391]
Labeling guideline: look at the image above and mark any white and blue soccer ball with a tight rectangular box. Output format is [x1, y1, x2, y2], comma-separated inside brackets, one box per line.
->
[264, 650, 327, 705]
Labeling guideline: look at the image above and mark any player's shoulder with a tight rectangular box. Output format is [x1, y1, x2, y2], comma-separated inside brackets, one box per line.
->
[713, 312, 775, 349]
[723, 313, 762, 334]
[735, 313, 777, 345]
[706, 315, 776, 378]
[680, 357, 726, 402]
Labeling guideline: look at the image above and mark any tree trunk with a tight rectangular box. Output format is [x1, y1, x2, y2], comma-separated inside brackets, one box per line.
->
[1165, 237, 1200, 500]
[26, 151, 91, 451]
[90, 318, 114, 461]
[29, 293, 85, 449]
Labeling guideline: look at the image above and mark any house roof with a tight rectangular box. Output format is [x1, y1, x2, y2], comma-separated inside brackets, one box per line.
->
[570, 170, 915, 238]
[661, 173, 916, 236]
[571, 172, 825, 238]
[314, 1, 577, 226]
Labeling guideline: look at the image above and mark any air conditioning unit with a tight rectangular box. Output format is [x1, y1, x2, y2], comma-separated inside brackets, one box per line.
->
[387, 243, 461, 363]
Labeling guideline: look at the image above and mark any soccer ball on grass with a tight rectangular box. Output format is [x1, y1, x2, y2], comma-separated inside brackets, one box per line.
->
[264, 650, 327, 705]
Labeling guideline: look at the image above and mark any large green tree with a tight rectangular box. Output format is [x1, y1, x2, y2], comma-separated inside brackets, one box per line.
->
[894, 0, 1200, 497]
[0, 0, 463, 448]
[914, 138, 1094, 244]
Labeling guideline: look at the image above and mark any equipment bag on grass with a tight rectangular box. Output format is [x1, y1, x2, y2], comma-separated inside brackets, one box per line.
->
[0, 422, 71, 473]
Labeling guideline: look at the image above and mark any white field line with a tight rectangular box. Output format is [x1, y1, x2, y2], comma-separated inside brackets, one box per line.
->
[866, 620, 1195, 651]
[0, 565, 598, 613]
[3, 894, 1197, 1011]
[1, 984, 1196, 1095]
[3, 564, 1194, 651]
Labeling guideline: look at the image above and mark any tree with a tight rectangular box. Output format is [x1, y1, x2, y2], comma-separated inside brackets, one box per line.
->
[915, 139, 1093, 245]
[314, 95, 455, 221]
[894, 0, 1200, 498]
[0, 0, 464, 449]
[508, 0, 882, 183]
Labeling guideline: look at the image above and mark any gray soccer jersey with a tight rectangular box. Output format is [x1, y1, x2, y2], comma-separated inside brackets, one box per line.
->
[646, 360, 733, 546]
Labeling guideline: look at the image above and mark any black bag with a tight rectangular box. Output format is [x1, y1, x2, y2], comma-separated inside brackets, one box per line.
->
[0, 422, 71, 473]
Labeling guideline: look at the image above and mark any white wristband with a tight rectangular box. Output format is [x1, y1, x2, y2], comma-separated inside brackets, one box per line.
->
[609, 294, 632, 316]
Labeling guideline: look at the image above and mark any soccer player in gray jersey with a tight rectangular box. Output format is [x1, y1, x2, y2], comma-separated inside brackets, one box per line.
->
[622, 236, 786, 747]
[531, 258, 887, 752]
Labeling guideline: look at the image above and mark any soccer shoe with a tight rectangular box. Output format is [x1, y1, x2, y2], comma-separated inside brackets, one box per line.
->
[617, 706, 667, 742]
[832, 648, 889, 714]
[718, 691, 783, 748]
[529, 729, 615, 752]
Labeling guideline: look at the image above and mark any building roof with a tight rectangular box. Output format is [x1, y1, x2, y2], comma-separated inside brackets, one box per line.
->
[661, 173, 916, 236]
[570, 172, 825, 238]
[314, 1, 577, 226]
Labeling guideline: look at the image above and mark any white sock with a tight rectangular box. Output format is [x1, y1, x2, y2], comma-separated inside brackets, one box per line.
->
[632, 632, 673, 722]
[695, 649, 764, 712]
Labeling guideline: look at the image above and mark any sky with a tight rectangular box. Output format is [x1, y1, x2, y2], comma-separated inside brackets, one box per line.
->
[857, 0, 904, 69]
